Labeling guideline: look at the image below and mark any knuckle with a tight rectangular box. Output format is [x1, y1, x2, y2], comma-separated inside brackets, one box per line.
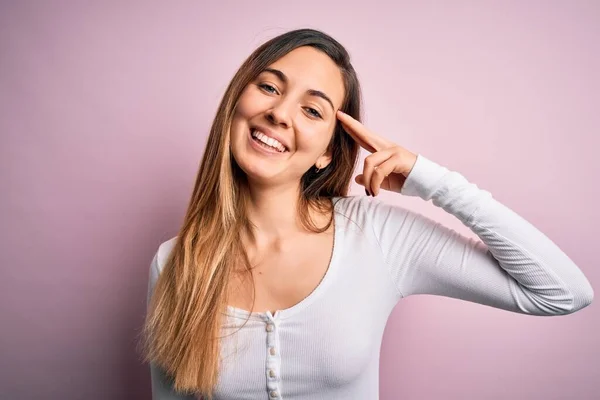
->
[391, 153, 402, 162]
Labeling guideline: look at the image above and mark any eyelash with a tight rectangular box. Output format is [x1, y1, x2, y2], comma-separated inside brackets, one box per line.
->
[259, 83, 278, 94]
[257, 83, 323, 119]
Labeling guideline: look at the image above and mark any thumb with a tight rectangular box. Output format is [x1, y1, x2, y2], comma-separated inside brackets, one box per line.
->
[355, 174, 365, 186]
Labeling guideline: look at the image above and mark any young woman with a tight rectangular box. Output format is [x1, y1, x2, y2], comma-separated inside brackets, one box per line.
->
[141, 28, 594, 400]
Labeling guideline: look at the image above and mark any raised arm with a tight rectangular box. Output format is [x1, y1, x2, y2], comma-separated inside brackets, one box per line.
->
[336, 110, 593, 316]
[367, 154, 594, 315]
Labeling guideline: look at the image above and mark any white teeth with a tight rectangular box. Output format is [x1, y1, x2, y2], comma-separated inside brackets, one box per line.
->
[251, 129, 286, 152]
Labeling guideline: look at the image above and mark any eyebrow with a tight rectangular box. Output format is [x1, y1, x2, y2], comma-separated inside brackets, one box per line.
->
[262, 67, 335, 112]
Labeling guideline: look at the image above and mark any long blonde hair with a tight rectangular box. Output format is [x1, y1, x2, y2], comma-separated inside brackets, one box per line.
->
[139, 28, 362, 398]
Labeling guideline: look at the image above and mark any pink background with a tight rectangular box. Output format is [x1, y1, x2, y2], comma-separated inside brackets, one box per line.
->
[1, 1, 598, 399]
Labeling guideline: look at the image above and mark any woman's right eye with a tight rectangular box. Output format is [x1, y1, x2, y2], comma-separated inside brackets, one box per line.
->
[258, 83, 278, 94]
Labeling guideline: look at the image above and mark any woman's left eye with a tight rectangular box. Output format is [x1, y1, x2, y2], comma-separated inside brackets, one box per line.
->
[258, 83, 278, 94]
[305, 107, 322, 119]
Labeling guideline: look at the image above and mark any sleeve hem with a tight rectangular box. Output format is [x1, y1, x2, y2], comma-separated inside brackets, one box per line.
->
[400, 154, 450, 200]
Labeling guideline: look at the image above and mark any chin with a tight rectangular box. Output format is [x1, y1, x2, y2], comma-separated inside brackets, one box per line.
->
[231, 147, 278, 180]
[241, 163, 287, 185]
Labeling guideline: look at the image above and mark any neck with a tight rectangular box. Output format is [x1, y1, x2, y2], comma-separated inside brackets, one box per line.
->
[245, 180, 303, 241]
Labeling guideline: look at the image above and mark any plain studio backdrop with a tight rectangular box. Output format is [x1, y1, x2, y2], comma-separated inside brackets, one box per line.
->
[1, 1, 598, 399]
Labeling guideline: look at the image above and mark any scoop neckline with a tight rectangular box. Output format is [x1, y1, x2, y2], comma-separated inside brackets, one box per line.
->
[225, 196, 343, 321]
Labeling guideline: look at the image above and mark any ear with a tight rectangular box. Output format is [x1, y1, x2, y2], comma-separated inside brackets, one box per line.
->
[315, 148, 333, 169]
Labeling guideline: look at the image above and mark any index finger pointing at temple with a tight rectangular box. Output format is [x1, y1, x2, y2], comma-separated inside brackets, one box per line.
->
[336, 111, 390, 152]
[339, 120, 377, 153]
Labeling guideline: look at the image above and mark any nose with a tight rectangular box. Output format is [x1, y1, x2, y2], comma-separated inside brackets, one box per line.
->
[266, 98, 294, 129]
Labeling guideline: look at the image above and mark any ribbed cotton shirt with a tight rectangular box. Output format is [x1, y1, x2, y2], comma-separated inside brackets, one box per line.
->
[147, 154, 594, 400]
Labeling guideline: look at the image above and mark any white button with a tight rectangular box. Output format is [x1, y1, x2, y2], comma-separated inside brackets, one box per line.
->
[269, 347, 276, 356]
[266, 324, 274, 332]
[270, 390, 278, 398]
[269, 369, 276, 378]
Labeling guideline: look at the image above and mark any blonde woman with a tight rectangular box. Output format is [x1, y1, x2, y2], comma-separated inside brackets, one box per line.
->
[141, 28, 594, 400]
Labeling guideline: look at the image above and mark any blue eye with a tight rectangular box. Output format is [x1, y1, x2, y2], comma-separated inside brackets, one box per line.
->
[258, 83, 278, 94]
[305, 107, 322, 119]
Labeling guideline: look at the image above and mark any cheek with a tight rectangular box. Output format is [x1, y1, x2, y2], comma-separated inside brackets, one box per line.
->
[294, 122, 334, 152]
[231, 93, 259, 142]
[235, 89, 267, 120]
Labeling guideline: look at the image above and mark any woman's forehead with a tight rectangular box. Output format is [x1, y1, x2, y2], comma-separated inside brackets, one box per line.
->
[265, 47, 345, 109]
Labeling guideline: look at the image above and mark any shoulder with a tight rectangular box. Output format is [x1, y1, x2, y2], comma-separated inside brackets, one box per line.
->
[333, 195, 365, 228]
[333, 194, 370, 215]
[154, 236, 178, 273]
[147, 236, 178, 304]
[333, 194, 417, 236]
[334, 194, 405, 219]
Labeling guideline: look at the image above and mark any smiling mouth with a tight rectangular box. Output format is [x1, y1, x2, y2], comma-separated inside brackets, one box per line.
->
[250, 128, 288, 153]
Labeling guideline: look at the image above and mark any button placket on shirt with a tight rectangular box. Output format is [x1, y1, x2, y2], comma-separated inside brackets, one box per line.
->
[264, 311, 282, 398]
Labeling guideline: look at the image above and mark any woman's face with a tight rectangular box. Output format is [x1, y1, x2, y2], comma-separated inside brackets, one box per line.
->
[230, 46, 345, 187]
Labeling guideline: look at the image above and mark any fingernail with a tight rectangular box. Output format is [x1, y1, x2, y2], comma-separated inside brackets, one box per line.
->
[365, 188, 370, 196]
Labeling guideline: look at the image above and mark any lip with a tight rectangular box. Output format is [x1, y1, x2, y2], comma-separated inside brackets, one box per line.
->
[248, 129, 288, 156]
[249, 124, 290, 151]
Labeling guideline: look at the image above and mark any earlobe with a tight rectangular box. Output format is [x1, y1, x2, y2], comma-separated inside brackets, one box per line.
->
[316, 153, 333, 170]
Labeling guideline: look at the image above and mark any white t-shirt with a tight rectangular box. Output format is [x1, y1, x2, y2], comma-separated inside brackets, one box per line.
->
[147, 154, 593, 400]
